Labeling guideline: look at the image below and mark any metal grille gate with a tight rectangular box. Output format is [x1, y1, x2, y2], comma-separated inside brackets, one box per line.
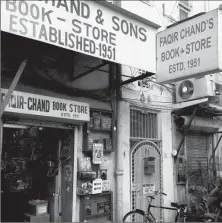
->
[130, 109, 162, 222]
[130, 109, 158, 139]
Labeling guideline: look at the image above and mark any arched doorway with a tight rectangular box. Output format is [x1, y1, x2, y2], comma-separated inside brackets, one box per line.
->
[130, 140, 163, 221]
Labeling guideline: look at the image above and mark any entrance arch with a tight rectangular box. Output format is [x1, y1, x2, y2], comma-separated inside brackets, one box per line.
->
[130, 140, 163, 221]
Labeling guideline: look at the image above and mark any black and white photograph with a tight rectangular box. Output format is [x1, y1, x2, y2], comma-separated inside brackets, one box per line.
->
[1, 0, 222, 222]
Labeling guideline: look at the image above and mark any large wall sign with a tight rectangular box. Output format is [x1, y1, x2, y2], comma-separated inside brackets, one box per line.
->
[156, 8, 222, 84]
[1, 0, 157, 73]
[1, 89, 90, 122]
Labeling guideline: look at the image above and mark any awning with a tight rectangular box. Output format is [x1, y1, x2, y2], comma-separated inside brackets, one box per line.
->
[172, 98, 208, 111]
[175, 115, 221, 133]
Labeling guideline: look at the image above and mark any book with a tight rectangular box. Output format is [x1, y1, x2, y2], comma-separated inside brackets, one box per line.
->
[92, 143, 103, 164]
[78, 157, 92, 172]
[101, 117, 112, 130]
[104, 139, 112, 150]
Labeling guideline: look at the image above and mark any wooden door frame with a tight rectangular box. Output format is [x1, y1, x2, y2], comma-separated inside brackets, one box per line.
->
[1, 119, 78, 222]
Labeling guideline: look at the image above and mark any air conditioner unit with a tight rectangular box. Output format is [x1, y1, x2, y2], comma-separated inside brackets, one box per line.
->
[175, 75, 215, 103]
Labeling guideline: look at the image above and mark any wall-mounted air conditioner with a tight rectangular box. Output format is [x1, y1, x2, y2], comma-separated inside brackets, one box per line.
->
[175, 75, 215, 103]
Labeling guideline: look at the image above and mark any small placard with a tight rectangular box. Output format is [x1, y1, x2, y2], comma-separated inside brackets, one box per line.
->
[92, 179, 103, 194]
[143, 183, 155, 195]
[102, 180, 111, 192]
[78, 157, 92, 171]
[38, 206, 47, 214]
[92, 143, 103, 164]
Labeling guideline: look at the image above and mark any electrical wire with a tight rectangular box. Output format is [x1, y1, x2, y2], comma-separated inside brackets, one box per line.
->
[122, 97, 173, 104]
[167, 1, 178, 25]
[122, 98, 173, 111]
[152, 1, 166, 28]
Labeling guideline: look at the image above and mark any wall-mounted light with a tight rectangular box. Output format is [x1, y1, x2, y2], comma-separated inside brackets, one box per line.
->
[3, 124, 27, 129]
[215, 89, 220, 95]
[171, 149, 178, 157]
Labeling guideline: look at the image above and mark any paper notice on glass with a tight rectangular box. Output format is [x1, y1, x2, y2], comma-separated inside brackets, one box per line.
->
[92, 143, 103, 164]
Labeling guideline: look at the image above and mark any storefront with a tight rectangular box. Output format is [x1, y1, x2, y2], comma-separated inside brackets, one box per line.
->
[0, 27, 115, 223]
[0, 85, 89, 221]
[1, 0, 160, 222]
[0, 70, 115, 223]
[173, 108, 222, 215]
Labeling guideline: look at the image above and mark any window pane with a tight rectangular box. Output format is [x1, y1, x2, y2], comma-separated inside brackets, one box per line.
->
[130, 110, 158, 138]
[180, 0, 189, 7]
[180, 9, 188, 21]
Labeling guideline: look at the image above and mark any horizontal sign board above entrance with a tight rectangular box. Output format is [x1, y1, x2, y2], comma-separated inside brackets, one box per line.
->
[1, 89, 90, 122]
[156, 8, 222, 84]
[1, 0, 156, 73]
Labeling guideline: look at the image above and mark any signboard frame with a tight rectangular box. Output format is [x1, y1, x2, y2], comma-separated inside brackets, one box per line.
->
[1, 88, 90, 122]
[1, 0, 158, 73]
[156, 8, 222, 84]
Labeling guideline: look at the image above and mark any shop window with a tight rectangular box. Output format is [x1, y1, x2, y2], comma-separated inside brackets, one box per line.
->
[77, 109, 113, 197]
[179, 0, 190, 21]
[179, 8, 189, 20]
[180, 0, 189, 7]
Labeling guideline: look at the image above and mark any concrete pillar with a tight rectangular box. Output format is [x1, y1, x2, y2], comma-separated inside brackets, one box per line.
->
[115, 101, 130, 221]
[161, 111, 175, 222]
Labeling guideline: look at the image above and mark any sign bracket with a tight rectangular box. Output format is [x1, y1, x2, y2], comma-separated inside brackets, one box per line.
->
[71, 62, 109, 81]
[0, 58, 28, 118]
[209, 133, 222, 177]
[120, 71, 155, 86]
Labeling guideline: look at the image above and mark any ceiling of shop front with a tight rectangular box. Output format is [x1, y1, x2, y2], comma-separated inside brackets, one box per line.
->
[1, 32, 110, 92]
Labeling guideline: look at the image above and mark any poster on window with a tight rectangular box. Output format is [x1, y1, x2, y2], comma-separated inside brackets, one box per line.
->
[143, 183, 155, 195]
[92, 143, 103, 164]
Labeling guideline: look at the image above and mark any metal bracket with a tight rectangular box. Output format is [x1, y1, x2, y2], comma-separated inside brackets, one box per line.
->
[174, 106, 198, 159]
[209, 133, 222, 177]
[71, 62, 109, 81]
[120, 71, 154, 86]
[0, 58, 28, 117]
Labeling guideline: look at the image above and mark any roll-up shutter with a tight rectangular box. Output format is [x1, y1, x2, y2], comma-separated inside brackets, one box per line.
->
[186, 133, 208, 185]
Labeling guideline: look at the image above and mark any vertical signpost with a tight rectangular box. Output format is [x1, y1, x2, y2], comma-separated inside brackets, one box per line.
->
[156, 8, 222, 84]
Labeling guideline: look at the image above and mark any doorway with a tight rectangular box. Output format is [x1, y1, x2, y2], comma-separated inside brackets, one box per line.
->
[130, 140, 162, 222]
[1, 124, 74, 222]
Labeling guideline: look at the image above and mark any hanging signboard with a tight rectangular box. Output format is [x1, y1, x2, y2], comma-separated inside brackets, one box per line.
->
[156, 8, 222, 84]
[1, 0, 157, 73]
[1, 88, 90, 122]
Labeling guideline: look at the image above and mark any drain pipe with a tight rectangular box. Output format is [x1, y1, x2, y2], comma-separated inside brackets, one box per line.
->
[114, 63, 123, 222]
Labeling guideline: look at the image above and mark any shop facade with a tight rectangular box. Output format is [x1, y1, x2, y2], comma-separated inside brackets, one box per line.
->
[0, 0, 160, 222]
[118, 67, 175, 222]
[173, 102, 222, 214]
[0, 31, 116, 222]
